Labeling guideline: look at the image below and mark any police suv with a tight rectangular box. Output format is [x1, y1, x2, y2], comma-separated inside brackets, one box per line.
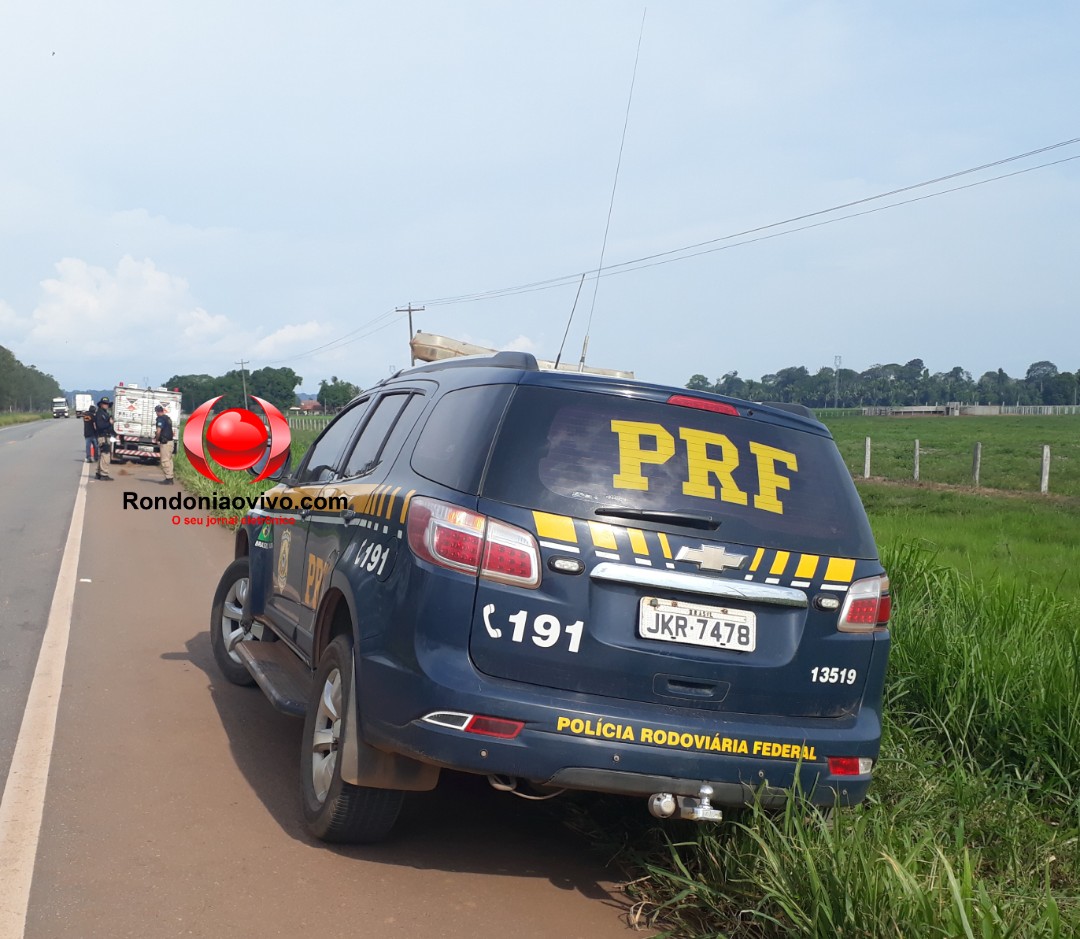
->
[209, 352, 891, 843]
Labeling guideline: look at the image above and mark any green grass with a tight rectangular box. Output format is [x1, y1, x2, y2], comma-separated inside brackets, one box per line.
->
[856, 482, 1080, 596]
[0, 412, 50, 427]
[825, 415, 1080, 497]
[173, 426, 322, 521]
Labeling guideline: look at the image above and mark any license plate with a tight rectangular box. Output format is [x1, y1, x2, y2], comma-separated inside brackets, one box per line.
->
[638, 597, 756, 652]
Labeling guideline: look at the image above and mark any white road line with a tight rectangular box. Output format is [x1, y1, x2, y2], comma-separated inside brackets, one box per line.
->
[0, 464, 89, 939]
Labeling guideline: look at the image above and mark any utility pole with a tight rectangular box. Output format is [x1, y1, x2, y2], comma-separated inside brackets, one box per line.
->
[235, 359, 249, 401]
[834, 355, 842, 408]
[397, 304, 425, 365]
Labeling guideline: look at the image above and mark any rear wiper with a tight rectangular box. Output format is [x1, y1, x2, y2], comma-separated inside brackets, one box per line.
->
[593, 506, 720, 531]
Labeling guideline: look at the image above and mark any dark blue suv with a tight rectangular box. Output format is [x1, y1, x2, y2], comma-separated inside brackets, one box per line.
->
[209, 352, 891, 842]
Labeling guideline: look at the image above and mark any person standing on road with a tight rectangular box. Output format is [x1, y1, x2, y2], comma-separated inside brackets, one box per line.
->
[82, 404, 98, 463]
[154, 404, 175, 485]
[93, 397, 116, 481]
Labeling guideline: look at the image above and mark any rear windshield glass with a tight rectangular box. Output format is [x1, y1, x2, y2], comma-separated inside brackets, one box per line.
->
[482, 385, 876, 558]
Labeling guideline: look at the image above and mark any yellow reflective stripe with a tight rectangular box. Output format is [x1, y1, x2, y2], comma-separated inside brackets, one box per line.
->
[769, 551, 790, 576]
[750, 547, 765, 572]
[533, 512, 577, 543]
[795, 554, 819, 579]
[376, 486, 389, 517]
[399, 489, 415, 524]
[627, 528, 648, 555]
[657, 532, 672, 559]
[824, 558, 856, 582]
[588, 521, 618, 550]
[384, 486, 401, 519]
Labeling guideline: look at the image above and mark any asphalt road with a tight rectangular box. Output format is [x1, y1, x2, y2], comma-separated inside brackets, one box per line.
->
[0, 420, 642, 939]
[0, 419, 82, 795]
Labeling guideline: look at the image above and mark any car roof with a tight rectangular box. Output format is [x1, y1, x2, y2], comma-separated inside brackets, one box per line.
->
[360, 352, 829, 436]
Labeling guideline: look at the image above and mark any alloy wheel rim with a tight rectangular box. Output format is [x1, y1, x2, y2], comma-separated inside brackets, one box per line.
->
[311, 668, 342, 803]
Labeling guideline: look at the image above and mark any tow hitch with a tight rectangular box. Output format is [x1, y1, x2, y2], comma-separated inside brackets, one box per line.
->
[648, 784, 723, 822]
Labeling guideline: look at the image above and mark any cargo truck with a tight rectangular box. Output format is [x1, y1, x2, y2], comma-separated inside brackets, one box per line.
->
[52, 396, 69, 418]
[74, 393, 93, 417]
[111, 383, 182, 463]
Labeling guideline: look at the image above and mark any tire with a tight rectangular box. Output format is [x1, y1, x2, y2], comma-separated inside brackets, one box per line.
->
[300, 635, 404, 843]
[209, 556, 265, 686]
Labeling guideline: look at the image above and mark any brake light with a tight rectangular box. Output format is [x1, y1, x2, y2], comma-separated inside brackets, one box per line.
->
[828, 756, 873, 776]
[407, 497, 541, 588]
[464, 715, 524, 739]
[667, 394, 739, 416]
[836, 574, 891, 632]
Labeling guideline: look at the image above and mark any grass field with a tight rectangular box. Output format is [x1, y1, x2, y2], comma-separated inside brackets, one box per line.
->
[0, 412, 49, 427]
[825, 414, 1080, 497]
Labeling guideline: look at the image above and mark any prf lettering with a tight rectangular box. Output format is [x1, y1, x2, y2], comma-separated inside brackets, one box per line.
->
[610, 420, 798, 515]
[304, 554, 331, 607]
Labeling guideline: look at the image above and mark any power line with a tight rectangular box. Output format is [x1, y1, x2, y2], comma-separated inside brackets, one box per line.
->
[416, 134, 1080, 307]
[264, 135, 1080, 367]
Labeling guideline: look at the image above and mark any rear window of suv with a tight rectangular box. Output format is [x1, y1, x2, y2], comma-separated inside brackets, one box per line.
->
[482, 385, 877, 558]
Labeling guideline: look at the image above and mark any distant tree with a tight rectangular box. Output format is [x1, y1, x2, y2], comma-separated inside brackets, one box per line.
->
[686, 374, 712, 392]
[715, 370, 747, 399]
[317, 376, 360, 411]
[248, 366, 302, 412]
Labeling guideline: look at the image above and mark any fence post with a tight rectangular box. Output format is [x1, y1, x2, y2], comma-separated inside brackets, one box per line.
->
[972, 442, 982, 487]
[863, 437, 871, 479]
[1040, 445, 1051, 494]
[913, 439, 920, 481]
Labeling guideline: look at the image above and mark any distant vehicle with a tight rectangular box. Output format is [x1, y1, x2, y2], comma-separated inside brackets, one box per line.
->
[209, 350, 891, 844]
[51, 397, 69, 419]
[73, 393, 93, 417]
[111, 383, 182, 463]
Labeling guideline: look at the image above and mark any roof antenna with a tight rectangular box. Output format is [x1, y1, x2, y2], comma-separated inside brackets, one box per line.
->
[553, 274, 586, 370]
[578, 7, 646, 372]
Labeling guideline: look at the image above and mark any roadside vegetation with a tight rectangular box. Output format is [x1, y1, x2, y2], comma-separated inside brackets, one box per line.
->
[172, 425, 322, 519]
[0, 412, 50, 427]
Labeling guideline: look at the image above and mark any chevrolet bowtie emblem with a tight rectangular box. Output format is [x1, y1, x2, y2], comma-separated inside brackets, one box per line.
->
[675, 545, 748, 573]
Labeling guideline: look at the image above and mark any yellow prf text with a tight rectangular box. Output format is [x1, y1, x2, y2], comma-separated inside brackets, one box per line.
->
[610, 420, 798, 515]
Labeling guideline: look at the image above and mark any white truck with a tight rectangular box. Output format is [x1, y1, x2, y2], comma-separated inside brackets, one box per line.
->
[51, 396, 70, 418]
[73, 393, 93, 417]
[111, 383, 182, 464]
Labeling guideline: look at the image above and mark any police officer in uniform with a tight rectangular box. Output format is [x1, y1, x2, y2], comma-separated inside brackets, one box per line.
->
[82, 404, 98, 462]
[93, 397, 116, 480]
[154, 404, 175, 484]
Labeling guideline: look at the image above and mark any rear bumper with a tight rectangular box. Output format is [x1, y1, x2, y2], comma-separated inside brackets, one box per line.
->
[358, 651, 881, 807]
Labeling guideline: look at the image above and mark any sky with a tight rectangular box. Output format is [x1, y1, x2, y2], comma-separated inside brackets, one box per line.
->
[1, 1, 1078, 395]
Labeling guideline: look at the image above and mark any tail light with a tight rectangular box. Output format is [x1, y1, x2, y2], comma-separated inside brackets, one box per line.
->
[828, 756, 873, 776]
[836, 574, 891, 632]
[407, 497, 541, 588]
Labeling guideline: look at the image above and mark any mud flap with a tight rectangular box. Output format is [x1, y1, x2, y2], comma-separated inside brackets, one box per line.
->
[339, 656, 440, 791]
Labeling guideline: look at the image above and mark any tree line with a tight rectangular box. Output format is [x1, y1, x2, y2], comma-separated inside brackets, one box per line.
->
[0, 345, 63, 412]
[686, 359, 1080, 408]
[164, 367, 304, 414]
[163, 369, 362, 414]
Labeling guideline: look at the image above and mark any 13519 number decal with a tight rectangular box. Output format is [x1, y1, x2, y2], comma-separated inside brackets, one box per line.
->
[810, 666, 857, 684]
[483, 604, 584, 654]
